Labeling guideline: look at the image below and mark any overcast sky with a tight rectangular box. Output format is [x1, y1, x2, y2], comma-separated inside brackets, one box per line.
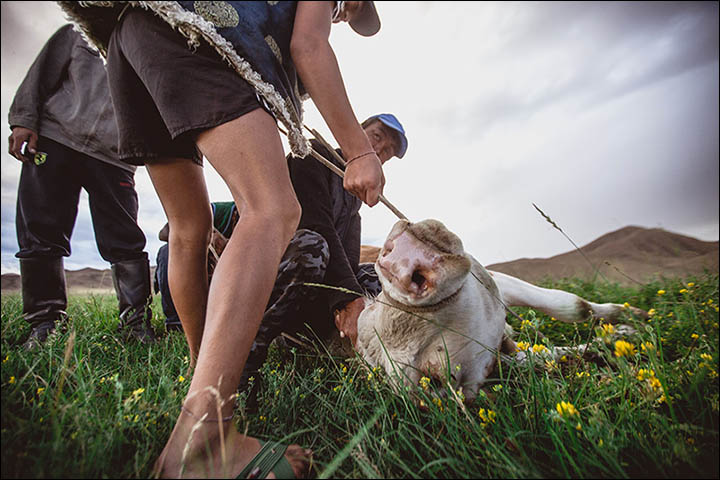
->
[1, 1, 718, 274]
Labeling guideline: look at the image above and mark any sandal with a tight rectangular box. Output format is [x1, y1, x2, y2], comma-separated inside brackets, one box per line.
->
[237, 440, 297, 479]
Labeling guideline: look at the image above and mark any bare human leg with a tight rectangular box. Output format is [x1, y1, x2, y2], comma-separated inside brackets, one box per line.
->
[146, 158, 212, 367]
[153, 109, 310, 478]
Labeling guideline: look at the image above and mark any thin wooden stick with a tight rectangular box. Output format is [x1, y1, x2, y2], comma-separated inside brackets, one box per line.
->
[278, 124, 409, 220]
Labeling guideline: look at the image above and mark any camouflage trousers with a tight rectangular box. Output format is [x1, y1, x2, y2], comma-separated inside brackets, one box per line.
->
[238, 229, 381, 390]
[156, 228, 381, 391]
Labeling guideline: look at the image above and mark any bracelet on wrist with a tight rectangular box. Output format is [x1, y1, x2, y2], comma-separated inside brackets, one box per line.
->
[345, 151, 375, 166]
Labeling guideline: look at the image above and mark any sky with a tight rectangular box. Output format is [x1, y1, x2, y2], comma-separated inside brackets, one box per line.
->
[1, 1, 718, 274]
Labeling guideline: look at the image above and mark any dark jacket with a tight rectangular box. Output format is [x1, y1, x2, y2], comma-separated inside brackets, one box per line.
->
[8, 24, 133, 172]
[288, 140, 364, 314]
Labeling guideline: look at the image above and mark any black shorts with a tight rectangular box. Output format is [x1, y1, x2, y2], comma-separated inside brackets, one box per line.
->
[106, 8, 266, 166]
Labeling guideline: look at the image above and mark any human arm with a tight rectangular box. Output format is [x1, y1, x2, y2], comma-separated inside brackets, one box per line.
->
[8, 25, 75, 161]
[288, 143, 365, 315]
[291, 1, 385, 206]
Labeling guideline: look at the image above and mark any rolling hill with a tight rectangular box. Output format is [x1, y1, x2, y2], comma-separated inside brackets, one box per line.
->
[2, 226, 718, 292]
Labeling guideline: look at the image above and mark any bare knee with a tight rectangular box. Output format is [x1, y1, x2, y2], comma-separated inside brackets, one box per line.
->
[283, 198, 302, 238]
[168, 217, 213, 257]
[245, 196, 301, 244]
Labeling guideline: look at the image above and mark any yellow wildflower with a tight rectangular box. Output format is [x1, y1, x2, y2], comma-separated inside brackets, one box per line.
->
[636, 369, 655, 381]
[259, 415, 267, 422]
[623, 302, 630, 308]
[687, 282, 695, 287]
[576, 371, 590, 378]
[516, 341, 530, 351]
[647, 308, 657, 316]
[614, 340, 636, 357]
[37, 387, 45, 395]
[545, 360, 558, 371]
[556, 401, 579, 418]
[599, 323, 615, 337]
[9, 376, 15, 384]
[691, 333, 699, 340]
[641, 341, 655, 353]
[478, 408, 496, 424]
[177, 375, 185, 383]
[2, 355, 8, 364]
[333, 385, 342, 392]
[132, 387, 145, 396]
[521, 319, 532, 329]
[532, 344, 549, 354]
[648, 376, 662, 391]
[700, 353, 713, 362]
[679, 289, 688, 294]
[657, 290, 666, 296]
[576, 422, 582, 431]
[419, 376, 431, 391]
[432, 397, 443, 411]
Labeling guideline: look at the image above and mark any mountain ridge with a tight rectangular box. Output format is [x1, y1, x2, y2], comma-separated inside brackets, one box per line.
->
[2, 225, 718, 291]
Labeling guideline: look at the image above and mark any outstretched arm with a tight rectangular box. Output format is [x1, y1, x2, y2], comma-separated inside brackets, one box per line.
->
[291, 1, 385, 207]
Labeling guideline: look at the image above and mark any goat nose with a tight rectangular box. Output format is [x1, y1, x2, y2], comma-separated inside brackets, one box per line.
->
[382, 254, 430, 295]
[398, 267, 430, 295]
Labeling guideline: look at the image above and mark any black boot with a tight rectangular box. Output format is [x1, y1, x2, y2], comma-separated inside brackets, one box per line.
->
[19, 257, 68, 350]
[112, 257, 156, 343]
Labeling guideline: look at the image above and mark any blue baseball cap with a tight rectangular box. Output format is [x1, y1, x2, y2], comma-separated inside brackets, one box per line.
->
[367, 113, 408, 159]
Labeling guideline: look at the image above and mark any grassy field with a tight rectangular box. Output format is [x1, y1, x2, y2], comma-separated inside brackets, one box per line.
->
[1, 272, 718, 478]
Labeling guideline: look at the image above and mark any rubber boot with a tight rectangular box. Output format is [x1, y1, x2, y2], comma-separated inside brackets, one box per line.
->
[20, 257, 68, 350]
[111, 257, 156, 343]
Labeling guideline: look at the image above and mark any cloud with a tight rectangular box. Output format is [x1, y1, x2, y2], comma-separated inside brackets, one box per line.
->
[1, 1, 718, 275]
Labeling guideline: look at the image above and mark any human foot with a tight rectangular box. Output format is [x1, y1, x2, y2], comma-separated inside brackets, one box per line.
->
[152, 412, 312, 478]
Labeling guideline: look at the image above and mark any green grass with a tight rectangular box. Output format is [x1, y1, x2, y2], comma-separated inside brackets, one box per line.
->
[2, 272, 718, 478]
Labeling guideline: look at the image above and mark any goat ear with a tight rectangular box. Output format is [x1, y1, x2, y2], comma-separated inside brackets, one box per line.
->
[442, 253, 472, 277]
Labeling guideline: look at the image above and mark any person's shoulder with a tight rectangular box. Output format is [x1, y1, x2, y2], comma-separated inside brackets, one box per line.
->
[56, 24, 80, 42]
